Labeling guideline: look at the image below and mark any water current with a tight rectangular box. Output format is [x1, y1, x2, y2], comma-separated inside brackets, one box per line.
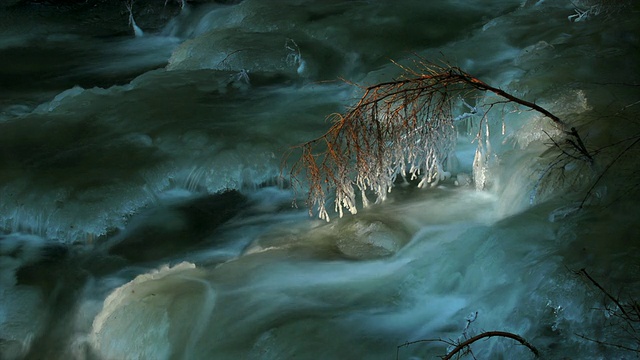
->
[1, 1, 639, 359]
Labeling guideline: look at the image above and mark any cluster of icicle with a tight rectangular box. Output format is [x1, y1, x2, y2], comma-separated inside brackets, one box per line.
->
[294, 75, 458, 221]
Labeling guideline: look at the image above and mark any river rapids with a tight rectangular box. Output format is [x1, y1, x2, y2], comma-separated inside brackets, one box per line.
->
[0, 1, 639, 359]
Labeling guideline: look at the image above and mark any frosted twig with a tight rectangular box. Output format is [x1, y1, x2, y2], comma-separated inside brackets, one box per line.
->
[287, 60, 592, 220]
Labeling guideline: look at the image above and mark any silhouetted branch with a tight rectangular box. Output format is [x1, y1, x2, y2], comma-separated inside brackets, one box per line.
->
[396, 331, 538, 360]
[574, 268, 640, 354]
[396, 338, 443, 360]
[580, 135, 640, 208]
[442, 331, 539, 360]
[576, 268, 633, 320]
[575, 333, 640, 353]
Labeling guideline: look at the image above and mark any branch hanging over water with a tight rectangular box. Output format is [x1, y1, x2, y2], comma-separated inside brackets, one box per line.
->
[395, 330, 539, 359]
[287, 61, 592, 221]
[442, 331, 539, 359]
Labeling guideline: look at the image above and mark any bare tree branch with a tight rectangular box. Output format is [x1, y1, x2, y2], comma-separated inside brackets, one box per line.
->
[574, 268, 640, 354]
[576, 268, 633, 320]
[441, 331, 539, 360]
[580, 135, 640, 208]
[396, 338, 444, 360]
[575, 333, 640, 353]
[286, 61, 592, 220]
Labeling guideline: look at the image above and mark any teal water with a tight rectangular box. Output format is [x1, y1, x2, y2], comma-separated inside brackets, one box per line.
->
[1, 1, 639, 359]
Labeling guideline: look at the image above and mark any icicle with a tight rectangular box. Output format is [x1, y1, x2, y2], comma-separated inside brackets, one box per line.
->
[484, 120, 492, 155]
[126, 2, 144, 38]
[285, 38, 306, 76]
[473, 145, 486, 190]
[336, 202, 344, 218]
[318, 203, 330, 222]
[417, 176, 429, 189]
[361, 190, 370, 208]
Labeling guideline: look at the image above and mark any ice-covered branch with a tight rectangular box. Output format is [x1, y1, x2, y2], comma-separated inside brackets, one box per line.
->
[287, 61, 592, 220]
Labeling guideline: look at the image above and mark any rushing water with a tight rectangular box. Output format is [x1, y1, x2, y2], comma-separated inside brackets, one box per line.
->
[1, 1, 639, 359]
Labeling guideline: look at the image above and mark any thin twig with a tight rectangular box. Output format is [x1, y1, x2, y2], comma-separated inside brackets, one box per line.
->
[396, 338, 444, 360]
[575, 268, 635, 328]
[451, 71, 592, 161]
[580, 135, 640, 208]
[575, 333, 640, 353]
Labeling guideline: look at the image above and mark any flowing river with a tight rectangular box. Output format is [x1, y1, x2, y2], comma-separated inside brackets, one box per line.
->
[1, 1, 639, 359]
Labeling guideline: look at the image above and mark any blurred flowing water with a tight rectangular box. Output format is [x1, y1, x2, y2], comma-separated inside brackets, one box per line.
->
[0, 1, 639, 359]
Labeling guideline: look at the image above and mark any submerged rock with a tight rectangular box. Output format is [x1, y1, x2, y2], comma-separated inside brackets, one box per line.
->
[89, 262, 211, 360]
[335, 219, 409, 260]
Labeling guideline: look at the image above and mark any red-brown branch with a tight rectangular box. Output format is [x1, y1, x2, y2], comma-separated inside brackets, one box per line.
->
[285, 62, 593, 219]
[442, 331, 539, 360]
